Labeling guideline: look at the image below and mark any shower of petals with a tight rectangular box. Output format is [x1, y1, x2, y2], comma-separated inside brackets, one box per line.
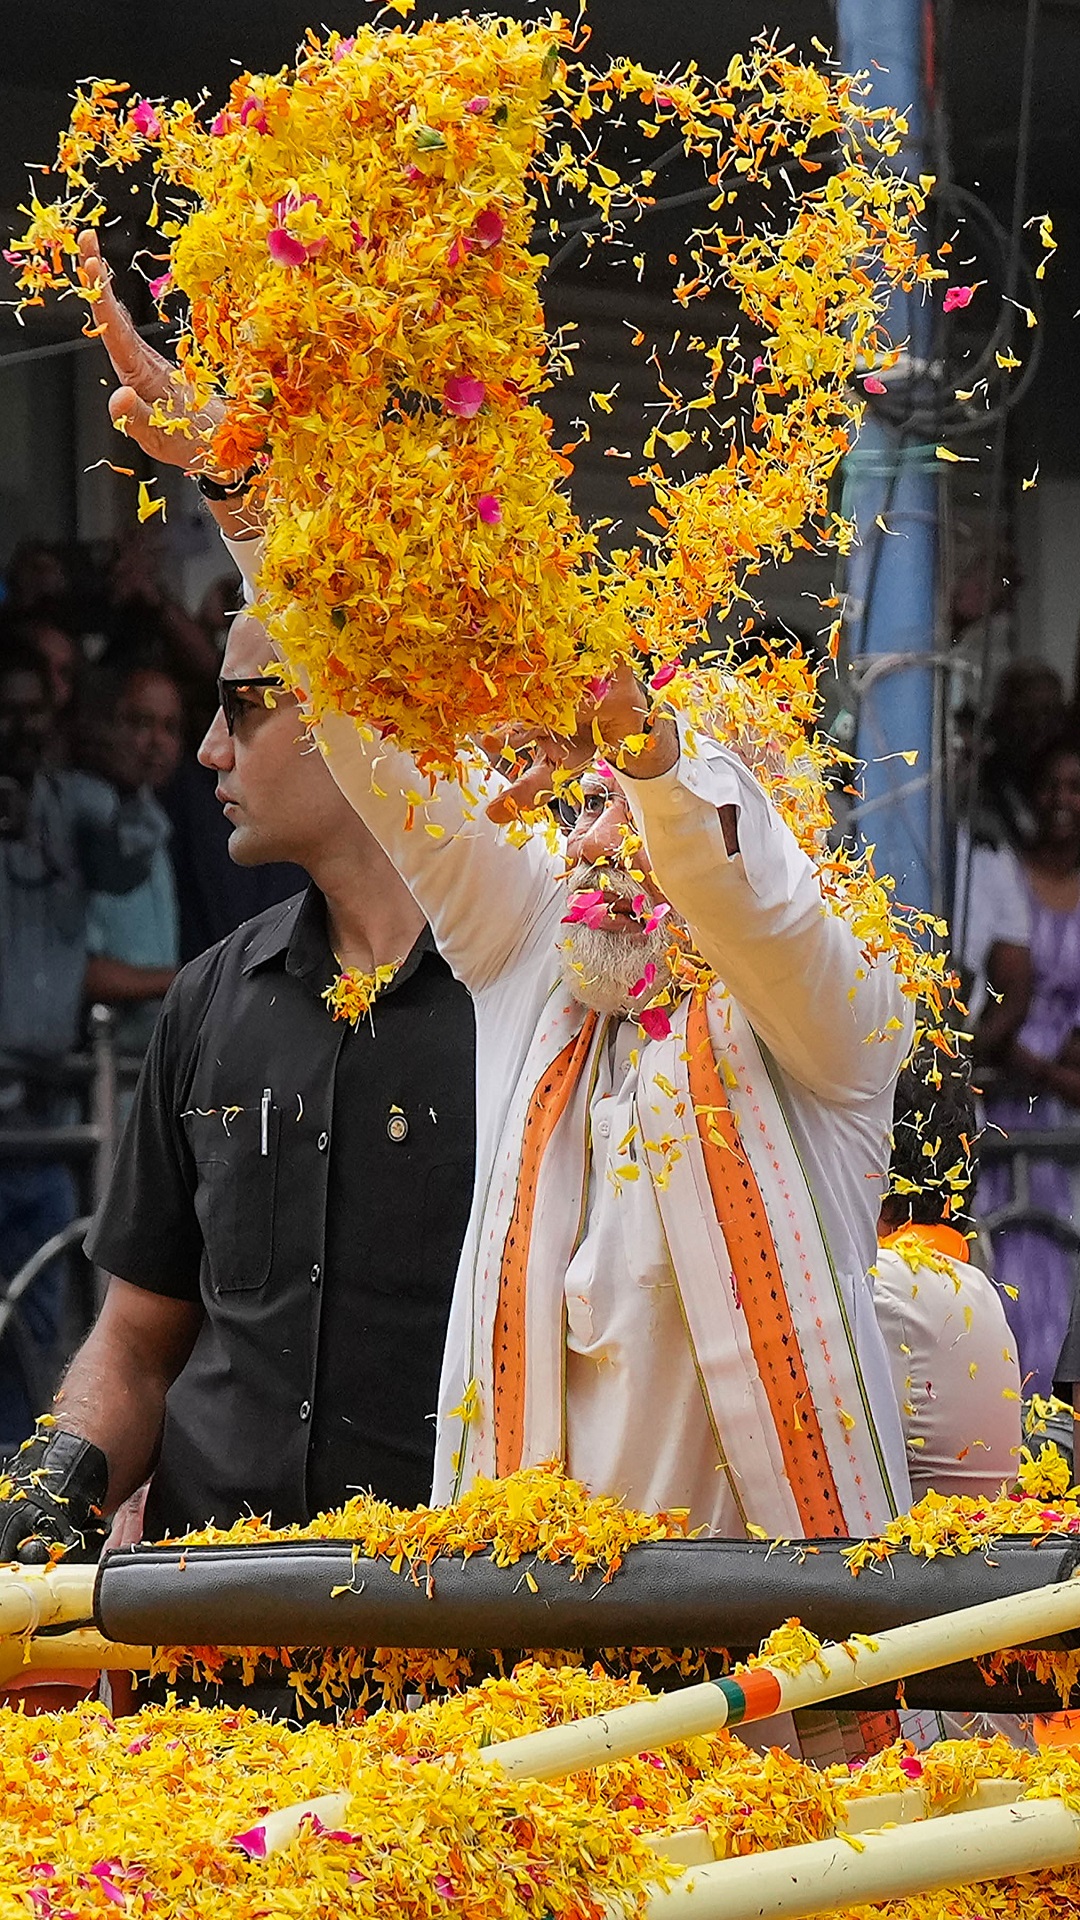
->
[4, 17, 953, 1040]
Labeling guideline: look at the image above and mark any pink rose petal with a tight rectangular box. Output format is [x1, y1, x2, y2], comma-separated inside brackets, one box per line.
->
[639, 1007, 672, 1040]
[650, 662, 677, 690]
[131, 100, 161, 140]
[467, 208, 505, 252]
[231, 1824, 268, 1859]
[899, 1755, 924, 1779]
[442, 375, 486, 419]
[210, 111, 229, 137]
[629, 961, 658, 998]
[268, 228, 310, 268]
[477, 493, 502, 524]
[447, 236, 464, 269]
[642, 901, 671, 933]
[862, 374, 887, 394]
[561, 889, 605, 925]
[943, 284, 976, 313]
[465, 96, 490, 114]
[350, 222, 367, 253]
[333, 36, 357, 60]
[239, 96, 269, 133]
[147, 272, 172, 301]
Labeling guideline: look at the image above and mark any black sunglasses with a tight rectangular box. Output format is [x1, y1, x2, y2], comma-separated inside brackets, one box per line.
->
[217, 675, 286, 735]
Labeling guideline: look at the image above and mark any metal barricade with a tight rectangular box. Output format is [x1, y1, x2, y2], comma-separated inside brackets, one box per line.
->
[0, 1009, 143, 1423]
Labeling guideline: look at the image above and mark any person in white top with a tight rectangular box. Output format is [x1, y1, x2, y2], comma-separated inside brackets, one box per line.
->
[80, 229, 914, 1542]
[874, 1047, 1022, 1499]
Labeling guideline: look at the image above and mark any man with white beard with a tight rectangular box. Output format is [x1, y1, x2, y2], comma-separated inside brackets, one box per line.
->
[233, 581, 915, 1543]
[79, 229, 914, 1544]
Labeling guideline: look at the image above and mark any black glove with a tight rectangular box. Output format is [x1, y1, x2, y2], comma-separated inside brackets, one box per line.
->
[0, 1427, 109, 1564]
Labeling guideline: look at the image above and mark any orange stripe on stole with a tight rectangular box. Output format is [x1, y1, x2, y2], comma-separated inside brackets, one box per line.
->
[493, 1012, 599, 1478]
[686, 995, 847, 1537]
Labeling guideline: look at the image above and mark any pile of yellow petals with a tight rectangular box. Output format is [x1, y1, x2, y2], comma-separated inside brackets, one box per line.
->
[4, 1666, 1080, 1920]
[845, 1440, 1080, 1574]
[150, 1464, 695, 1707]
[146, 1452, 1080, 1710]
[843, 1438, 1080, 1703]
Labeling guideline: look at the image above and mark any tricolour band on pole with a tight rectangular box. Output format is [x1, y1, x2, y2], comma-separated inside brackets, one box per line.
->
[645, 1797, 1080, 1920]
[484, 1573, 1080, 1782]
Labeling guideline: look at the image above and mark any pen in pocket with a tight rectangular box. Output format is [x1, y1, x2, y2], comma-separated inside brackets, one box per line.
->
[260, 1087, 271, 1156]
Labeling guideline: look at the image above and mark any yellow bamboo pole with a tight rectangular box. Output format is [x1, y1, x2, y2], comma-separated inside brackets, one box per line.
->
[483, 1573, 1080, 1782]
[642, 1778, 1024, 1864]
[0, 1629, 151, 1689]
[645, 1797, 1080, 1920]
[0, 1563, 95, 1637]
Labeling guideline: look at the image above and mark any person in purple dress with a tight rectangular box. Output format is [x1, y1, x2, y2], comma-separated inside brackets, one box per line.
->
[975, 735, 1080, 1396]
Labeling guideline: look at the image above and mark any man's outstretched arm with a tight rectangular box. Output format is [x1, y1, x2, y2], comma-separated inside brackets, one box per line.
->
[50, 1279, 202, 1513]
[620, 721, 912, 1102]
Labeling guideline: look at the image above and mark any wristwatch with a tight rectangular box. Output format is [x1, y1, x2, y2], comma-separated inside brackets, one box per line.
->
[194, 463, 259, 501]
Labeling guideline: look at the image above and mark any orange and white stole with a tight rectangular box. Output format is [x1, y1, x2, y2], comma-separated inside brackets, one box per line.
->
[445, 983, 899, 1541]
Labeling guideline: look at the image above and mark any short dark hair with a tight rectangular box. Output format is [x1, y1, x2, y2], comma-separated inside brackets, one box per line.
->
[1028, 731, 1080, 795]
[883, 1043, 976, 1228]
[0, 639, 51, 701]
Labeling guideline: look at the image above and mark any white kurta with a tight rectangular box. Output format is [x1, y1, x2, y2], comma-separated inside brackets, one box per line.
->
[225, 537, 914, 1531]
[872, 1245, 1023, 1498]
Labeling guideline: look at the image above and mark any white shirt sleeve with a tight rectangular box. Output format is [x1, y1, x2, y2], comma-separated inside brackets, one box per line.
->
[621, 721, 913, 1101]
[872, 1246, 1022, 1498]
[222, 536, 562, 992]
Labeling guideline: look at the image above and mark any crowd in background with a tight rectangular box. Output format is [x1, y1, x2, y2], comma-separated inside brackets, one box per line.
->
[3, 524, 1080, 1448]
[0, 531, 305, 1450]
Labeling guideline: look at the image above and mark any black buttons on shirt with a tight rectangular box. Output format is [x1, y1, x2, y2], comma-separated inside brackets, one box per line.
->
[299, 1400, 311, 1422]
[310, 1263, 321, 1285]
[317, 1130, 329, 1152]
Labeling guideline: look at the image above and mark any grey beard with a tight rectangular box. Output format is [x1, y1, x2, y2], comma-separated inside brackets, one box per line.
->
[558, 918, 676, 1017]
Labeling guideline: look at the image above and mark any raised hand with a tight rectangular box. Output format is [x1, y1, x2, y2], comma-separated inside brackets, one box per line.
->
[77, 230, 227, 476]
[484, 663, 678, 823]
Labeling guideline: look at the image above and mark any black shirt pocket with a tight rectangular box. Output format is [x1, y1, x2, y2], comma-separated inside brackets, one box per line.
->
[185, 1104, 281, 1294]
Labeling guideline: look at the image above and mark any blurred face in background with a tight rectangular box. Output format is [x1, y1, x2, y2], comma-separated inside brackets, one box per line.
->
[990, 663, 1065, 779]
[1033, 748, 1080, 854]
[0, 664, 52, 789]
[6, 541, 68, 614]
[116, 669, 185, 791]
[30, 624, 78, 713]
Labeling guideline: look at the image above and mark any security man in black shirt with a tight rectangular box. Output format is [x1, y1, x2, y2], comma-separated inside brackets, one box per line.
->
[0, 610, 475, 1559]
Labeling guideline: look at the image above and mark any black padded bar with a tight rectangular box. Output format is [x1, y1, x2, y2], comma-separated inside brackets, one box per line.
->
[95, 1534, 1080, 1658]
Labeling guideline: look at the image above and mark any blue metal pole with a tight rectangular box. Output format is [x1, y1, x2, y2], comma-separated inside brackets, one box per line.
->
[836, 0, 940, 914]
